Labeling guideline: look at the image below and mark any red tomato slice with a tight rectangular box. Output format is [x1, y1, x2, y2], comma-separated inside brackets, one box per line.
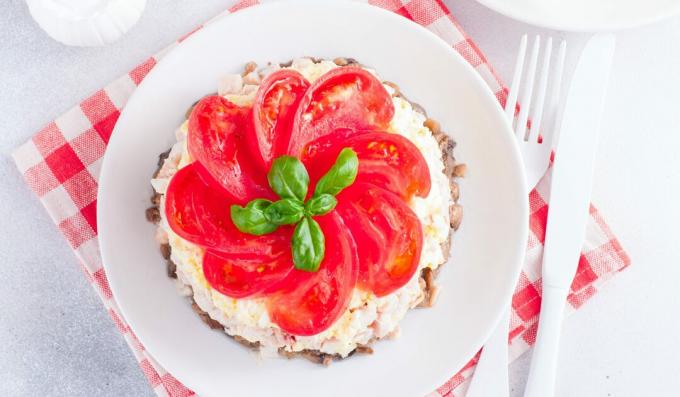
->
[164, 163, 288, 254]
[188, 95, 270, 203]
[336, 183, 423, 297]
[266, 212, 358, 336]
[288, 66, 394, 157]
[250, 70, 310, 170]
[302, 130, 431, 199]
[203, 243, 293, 299]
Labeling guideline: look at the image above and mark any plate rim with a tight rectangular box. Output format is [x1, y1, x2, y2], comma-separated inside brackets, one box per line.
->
[97, 1, 529, 395]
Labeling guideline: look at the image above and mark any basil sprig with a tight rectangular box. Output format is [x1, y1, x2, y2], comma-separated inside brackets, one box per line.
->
[230, 148, 359, 272]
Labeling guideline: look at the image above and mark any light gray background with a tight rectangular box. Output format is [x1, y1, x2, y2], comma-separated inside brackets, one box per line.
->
[1, 0, 679, 396]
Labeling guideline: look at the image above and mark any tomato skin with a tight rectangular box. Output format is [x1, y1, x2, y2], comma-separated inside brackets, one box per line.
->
[336, 183, 423, 297]
[302, 130, 431, 200]
[288, 67, 394, 157]
[188, 95, 271, 203]
[203, 239, 293, 299]
[164, 163, 288, 254]
[250, 70, 310, 171]
[266, 212, 358, 336]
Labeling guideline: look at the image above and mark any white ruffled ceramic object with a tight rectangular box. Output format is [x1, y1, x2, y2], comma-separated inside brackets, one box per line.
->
[27, 0, 147, 47]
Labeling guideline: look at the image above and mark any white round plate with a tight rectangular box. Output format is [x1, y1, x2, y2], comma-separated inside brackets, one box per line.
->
[475, 0, 680, 31]
[98, 2, 528, 396]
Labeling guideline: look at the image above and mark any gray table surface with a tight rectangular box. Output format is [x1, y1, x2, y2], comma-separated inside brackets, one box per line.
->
[2, 1, 680, 396]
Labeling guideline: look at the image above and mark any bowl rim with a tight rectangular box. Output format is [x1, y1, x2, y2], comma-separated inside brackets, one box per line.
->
[474, 0, 680, 32]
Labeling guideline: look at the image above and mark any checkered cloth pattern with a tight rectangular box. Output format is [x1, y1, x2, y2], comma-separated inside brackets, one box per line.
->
[11, 0, 630, 396]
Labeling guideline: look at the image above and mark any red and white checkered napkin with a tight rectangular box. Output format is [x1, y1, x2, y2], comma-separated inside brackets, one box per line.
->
[11, 0, 630, 396]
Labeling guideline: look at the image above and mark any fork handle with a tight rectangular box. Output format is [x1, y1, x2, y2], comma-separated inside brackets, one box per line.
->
[465, 309, 510, 397]
[523, 284, 570, 397]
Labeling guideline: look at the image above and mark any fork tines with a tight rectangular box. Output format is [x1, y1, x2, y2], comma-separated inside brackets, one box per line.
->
[504, 35, 567, 143]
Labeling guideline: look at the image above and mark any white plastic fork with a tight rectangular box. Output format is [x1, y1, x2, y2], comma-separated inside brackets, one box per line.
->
[465, 34, 566, 397]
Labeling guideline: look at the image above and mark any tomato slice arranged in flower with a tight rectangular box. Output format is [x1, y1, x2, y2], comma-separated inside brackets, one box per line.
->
[164, 66, 437, 336]
[266, 212, 358, 336]
[302, 130, 431, 200]
[188, 95, 271, 203]
[203, 242, 293, 299]
[164, 163, 288, 254]
[249, 70, 310, 170]
[288, 66, 394, 157]
[336, 183, 423, 297]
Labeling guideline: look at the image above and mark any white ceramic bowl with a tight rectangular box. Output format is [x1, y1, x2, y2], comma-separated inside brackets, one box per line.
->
[97, 2, 528, 396]
[475, 0, 680, 32]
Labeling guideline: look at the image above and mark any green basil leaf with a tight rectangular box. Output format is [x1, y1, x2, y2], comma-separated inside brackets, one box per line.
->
[264, 199, 305, 225]
[267, 156, 309, 201]
[314, 148, 359, 197]
[247, 199, 272, 211]
[292, 216, 325, 272]
[230, 199, 278, 235]
[305, 194, 337, 216]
